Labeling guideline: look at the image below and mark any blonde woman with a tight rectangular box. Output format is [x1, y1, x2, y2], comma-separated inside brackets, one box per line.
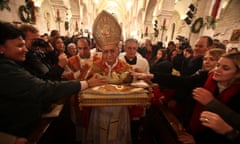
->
[180, 52, 240, 144]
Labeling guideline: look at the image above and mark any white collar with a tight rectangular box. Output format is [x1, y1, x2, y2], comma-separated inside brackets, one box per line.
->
[105, 59, 118, 69]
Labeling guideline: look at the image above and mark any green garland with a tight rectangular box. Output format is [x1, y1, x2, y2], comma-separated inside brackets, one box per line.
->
[18, 5, 30, 23]
[0, 0, 11, 11]
[191, 17, 204, 33]
[205, 16, 217, 30]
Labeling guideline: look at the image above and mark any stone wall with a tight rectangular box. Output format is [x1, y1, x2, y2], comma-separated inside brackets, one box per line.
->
[0, 0, 25, 23]
[213, 0, 240, 49]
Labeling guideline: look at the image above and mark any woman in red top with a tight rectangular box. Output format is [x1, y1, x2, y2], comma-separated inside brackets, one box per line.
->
[179, 52, 240, 144]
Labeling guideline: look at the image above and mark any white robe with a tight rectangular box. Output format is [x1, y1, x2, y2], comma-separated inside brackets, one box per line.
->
[86, 107, 131, 144]
[86, 60, 132, 144]
[119, 52, 150, 74]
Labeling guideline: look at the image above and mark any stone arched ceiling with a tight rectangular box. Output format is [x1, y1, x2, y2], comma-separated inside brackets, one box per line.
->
[35, 0, 188, 35]
[94, 0, 126, 23]
[144, 0, 157, 25]
[37, 0, 217, 39]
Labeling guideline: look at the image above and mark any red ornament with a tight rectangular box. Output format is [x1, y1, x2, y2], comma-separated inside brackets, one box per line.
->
[211, 0, 221, 20]
[163, 18, 166, 27]
[57, 9, 60, 18]
[76, 21, 78, 29]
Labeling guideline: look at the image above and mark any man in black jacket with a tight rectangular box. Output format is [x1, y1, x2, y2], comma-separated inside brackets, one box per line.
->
[19, 24, 67, 80]
[0, 21, 107, 143]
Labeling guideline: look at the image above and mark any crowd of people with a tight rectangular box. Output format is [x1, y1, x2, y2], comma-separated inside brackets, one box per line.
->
[0, 10, 240, 144]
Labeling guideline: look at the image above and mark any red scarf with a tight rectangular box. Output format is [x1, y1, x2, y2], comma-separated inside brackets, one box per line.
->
[189, 73, 240, 134]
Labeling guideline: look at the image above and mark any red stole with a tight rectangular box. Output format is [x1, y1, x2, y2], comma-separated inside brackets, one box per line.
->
[93, 59, 132, 74]
[189, 73, 240, 134]
[66, 55, 101, 80]
[68, 55, 81, 72]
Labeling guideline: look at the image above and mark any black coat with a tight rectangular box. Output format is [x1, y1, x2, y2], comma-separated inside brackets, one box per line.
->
[150, 58, 173, 76]
[205, 99, 240, 144]
[0, 57, 80, 137]
[194, 80, 240, 144]
[23, 49, 64, 81]
[153, 69, 209, 125]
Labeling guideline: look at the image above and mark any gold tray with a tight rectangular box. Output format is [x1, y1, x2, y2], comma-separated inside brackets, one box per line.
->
[83, 84, 147, 95]
[79, 84, 151, 107]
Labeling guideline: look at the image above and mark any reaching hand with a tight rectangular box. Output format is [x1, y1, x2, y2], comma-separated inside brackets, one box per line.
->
[87, 74, 108, 88]
[192, 87, 214, 105]
[15, 137, 28, 144]
[131, 72, 153, 80]
[200, 111, 233, 135]
[178, 132, 196, 144]
[58, 53, 68, 68]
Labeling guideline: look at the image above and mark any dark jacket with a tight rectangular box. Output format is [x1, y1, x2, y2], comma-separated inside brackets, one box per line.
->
[183, 56, 203, 76]
[0, 57, 80, 137]
[194, 79, 240, 144]
[152, 69, 208, 90]
[153, 69, 209, 125]
[23, 49, 64, 81]
[181, 56, 194, 77]
[149, 58, 173, 76]
[205, 99, 240, 131]
[205, 98, 240, 144]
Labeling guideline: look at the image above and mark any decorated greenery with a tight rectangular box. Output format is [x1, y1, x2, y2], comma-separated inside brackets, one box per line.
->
[0, 0, 10, 11]
[64, 21, 69, 31]
[191, 17, 204, 33]
[154, 29, 159, 37]
[18, 5, 30, 23]
[153, 20, 159, 37]
[75, 21, 79, 32]
[205, 15, 219, 30]
[160, 26, 167, 31]
[191, 16, 220, 33]
[56, 17, 62, 22]
[56, 9, 63, 23]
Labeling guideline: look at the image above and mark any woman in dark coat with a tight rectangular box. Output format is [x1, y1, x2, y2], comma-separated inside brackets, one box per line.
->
[0, 21, 106, 142]
[139, 49, 226, 143]
[178, 52, 240, 144]
[149, 49, 173, 77]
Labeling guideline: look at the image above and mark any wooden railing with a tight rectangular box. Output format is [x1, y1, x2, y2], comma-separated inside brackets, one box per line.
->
[158, 105, 186, 136]
[142, 104, 185, 144]
[27, 101, 65, 144]
[27, 117, 56, 144]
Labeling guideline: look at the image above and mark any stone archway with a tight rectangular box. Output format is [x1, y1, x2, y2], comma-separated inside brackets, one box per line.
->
[144, 0, 157, 26]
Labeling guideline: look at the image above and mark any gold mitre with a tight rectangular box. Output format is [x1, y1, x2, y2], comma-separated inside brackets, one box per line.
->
[92, 10, 121, 47]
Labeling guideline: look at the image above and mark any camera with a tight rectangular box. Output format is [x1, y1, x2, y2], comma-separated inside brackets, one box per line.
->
[32, 38, 50, 48]
[176, 35, 191, 50]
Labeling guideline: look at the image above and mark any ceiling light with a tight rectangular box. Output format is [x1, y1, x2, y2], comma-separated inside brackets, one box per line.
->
[126, 1, 132, 9]
[94, 0, 99, 4]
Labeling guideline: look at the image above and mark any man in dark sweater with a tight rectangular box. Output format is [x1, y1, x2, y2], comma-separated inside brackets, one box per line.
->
[0, 21, 107, 143]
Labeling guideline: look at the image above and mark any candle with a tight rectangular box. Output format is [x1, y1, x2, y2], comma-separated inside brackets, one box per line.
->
[211, 0, 221, 20]
[145, 26, 148, 34]
[163, 18, 166, 26]
[57, 9, 60, 18]
[76, 21, 78, 28]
